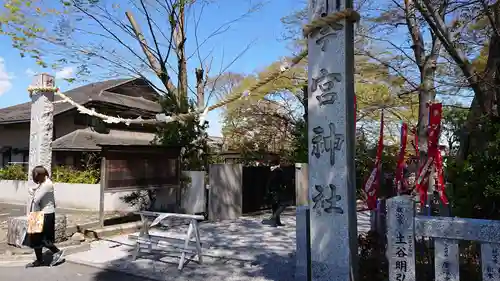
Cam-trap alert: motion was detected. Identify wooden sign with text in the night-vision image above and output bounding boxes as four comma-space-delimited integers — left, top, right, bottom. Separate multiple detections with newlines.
101, 145, 181, 192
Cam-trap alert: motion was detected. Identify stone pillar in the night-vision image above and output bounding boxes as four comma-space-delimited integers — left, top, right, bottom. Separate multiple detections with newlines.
28, 73, 55, 180
295, 163, 311, 281
307, 0, 358, 280
387, 196, 416, 281
7, 75, 62, 248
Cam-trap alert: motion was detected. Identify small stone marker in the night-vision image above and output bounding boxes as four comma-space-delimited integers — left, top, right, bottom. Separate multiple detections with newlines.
387, 196, 416, 281
482, 243, 500, 281
434, 238, 459, 281
71, 232, 86, 242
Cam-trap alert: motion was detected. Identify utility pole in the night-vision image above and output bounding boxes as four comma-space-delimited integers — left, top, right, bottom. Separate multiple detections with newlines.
307, 0, 358, 280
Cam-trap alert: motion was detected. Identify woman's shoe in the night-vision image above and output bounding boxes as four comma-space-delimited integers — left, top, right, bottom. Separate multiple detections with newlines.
50, 250, 65, 266
25, 260, 43, 268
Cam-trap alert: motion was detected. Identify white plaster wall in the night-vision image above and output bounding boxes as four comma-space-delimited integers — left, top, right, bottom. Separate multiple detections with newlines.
0, 171, 205, 212
0, 180, 136, 212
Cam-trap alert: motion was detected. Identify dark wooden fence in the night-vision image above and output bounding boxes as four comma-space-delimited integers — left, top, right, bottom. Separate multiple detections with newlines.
241, 165, 295, 214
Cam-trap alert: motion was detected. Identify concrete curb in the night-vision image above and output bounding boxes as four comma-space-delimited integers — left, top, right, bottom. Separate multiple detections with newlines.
0, 242, 91, 267
83, 221, 142, 240
0, 220, 142, 267
2, 239, 84, 255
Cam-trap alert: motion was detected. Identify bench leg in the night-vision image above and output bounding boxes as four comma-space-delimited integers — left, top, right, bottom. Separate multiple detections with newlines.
193, 220, 203, 264
132, 242, 140, 260
133, 214, 151, 261
178, 222, 194, 270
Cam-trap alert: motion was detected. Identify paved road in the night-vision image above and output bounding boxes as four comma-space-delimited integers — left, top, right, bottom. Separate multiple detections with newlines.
0, 202, 98, 218
0, 203, 26, 219
2, 262, 152, 281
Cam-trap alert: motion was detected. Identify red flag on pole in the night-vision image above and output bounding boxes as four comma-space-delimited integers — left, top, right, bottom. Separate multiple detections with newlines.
435, 151, 448, 204
396, 122, 408, 194
416, 103, 446, 206
364, 111, 384, 210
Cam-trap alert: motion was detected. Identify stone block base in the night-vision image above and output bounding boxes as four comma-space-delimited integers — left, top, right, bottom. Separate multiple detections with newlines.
54, 214, 67, 243
7, 214, 68, 247
7, 216, 27, 247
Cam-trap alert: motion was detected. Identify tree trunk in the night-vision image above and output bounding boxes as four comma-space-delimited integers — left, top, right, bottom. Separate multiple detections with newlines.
302, 84, 308, 121
196, 68, 205, 108
457, 33, 500, 162
175, 4, 188, 113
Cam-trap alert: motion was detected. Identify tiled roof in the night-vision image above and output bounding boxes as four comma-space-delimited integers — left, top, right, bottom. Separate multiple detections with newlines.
52, 128, 157, 151
0, 78, 162, 124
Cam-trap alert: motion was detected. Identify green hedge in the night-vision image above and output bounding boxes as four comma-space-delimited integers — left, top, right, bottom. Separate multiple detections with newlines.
0, 164, 27, 181
0, 164, 99, 184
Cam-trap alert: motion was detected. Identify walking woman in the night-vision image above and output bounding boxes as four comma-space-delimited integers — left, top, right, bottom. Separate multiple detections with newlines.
25, 165, 64, 268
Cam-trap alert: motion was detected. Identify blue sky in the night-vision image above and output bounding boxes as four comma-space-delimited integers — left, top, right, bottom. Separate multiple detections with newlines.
0, 0, 304, 137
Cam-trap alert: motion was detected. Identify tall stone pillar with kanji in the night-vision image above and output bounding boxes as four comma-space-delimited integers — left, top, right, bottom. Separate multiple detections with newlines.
7, 73, 67, 248
28, 73, 55, 179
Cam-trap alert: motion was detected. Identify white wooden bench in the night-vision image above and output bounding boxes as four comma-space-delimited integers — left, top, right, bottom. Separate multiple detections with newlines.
132, 211, 205, 270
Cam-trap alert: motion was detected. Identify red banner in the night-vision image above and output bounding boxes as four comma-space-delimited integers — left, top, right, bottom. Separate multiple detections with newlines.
416, 103, 447, 206
435, 151, 448, 204
396, 122, 408, 194
364, 111, 384, 210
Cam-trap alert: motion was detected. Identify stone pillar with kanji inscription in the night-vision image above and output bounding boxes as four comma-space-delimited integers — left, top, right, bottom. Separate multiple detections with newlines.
307, 0, 358, 281
387, 196, 416, 281
7, 73, 67, 248
28, 73, 55, 180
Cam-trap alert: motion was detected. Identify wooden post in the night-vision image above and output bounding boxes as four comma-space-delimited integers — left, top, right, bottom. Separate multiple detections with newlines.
307, 0, 358, 280
99, 155, 106, 227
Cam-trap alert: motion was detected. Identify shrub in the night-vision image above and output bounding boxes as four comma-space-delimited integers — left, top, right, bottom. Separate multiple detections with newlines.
0, 164, 28, 181
0, 164, 99, 184
51, 166, 100, 184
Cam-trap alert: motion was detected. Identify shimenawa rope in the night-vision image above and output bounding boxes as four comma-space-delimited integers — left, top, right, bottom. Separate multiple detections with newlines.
27, 9, 360, 126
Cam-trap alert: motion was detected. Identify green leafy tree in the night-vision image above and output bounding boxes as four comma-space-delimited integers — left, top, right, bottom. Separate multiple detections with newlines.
442, 105, 469, 156
414, 0, 499, 161
0, 0, 264, 211
0, 0, 262, 167
447, 118, 500, 219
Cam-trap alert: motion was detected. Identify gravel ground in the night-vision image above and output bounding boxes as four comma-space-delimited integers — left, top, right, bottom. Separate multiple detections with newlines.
3, 259, 294, 281
2, 262, 153, 281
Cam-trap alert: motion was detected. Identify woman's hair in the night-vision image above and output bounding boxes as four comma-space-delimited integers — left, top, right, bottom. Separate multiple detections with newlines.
32, 165, 50, 184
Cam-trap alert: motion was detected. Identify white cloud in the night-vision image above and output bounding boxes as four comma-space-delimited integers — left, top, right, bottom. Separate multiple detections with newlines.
25, 68, 37, 76
55, 67, 74, 80
0, 57, 13, 96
